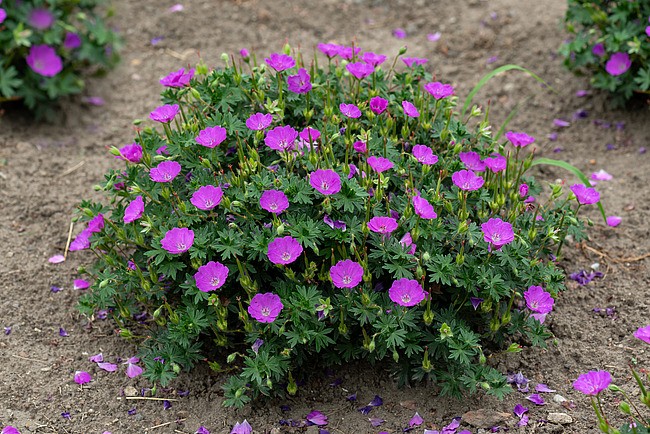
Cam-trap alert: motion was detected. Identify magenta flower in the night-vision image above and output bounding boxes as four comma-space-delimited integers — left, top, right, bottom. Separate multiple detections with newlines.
196, 125, 227, 148
240, 48, 250, 58
353, 140, 367, 153
160, 68, 195, 87
361, 52, 387, 66
412, 195, 437, 219
402, 57, 428, 67
400, 232, 417, 255
592, 43, 605, 57
393, 28, 407, 38
367, 156, 394, 173
481, 217, 514, 249
287, 68, 312, 93
124, 196, 144, 223
570, 184, 600, 205
299, 127, 320, 143
423, 82, 455, 99
69, 229, 91, 251
149, 104, 180, 123
265, 125, 298, 151
340, 103, 361, 118
118, 143, 143, 163
519, 183, 529, 198
248, 293, 284, 323
523, 285, 554, 314
28, 8, 54, 29
231, 419, 253, 434
74, 370, 92, 385
646, 26, 650, 37
194, 261, 229, 292
265, 53, 295, 72
267, 236, 303, 265
573, 370, 612, 396
389, 278, 426, 307
26, 45, 63, 77
309, 169, 341, 195
246, 112, 273, 131
317, 43, 341, 58
369, 96, 388, 114
260, 190, 289, 214
0, 9, 6, 25
330, 259, 364, 289
412, 145, 438, 165
452, 170, 485, 191
402, 100, 420, 117
606, 216, 622, 227
367, 216, 398, 234
2, 426, 20, 434
63, 32, 82, 50
150, 161, 181, 182
459, 151, 486, 171
338, 46, 361, 60
634, 325, 650, 344
506, 131, 535, 148
346, 62, 375, 79
191, 185, 223, 210
306, 410, 328, 426
160, 227, 194, 254
484, 153, 507, 173
605, 52, 631, 76
86, 214, 104, 233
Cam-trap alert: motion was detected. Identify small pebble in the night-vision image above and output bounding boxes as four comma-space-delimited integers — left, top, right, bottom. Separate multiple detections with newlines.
547, 412, 573, 425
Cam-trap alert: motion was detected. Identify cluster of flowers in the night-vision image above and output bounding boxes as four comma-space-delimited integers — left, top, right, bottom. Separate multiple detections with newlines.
561, 0, 650, 105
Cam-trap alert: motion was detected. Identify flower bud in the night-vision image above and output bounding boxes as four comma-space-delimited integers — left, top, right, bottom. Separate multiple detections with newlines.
422, 348, 432, 372
501, 310, 511, 325
338, 320, 348, 335
398, 46, 408, 55
220, 52, 229, 64
455, 253, 464, 265
452, 141, 462, 154
276, 223, 285, 235
480, 382, 491, 391
266, 376, 273, 389
119, 328, 133, 338
479, 352, 487, 365
423, 308, 434, 326
227, 353, 237, 363
440, 322, 453, 339
287, 372, 298, 395
422, 251, 431, 262
235, 387, 244, 398
368, 337, 376, 353
393, 348, 399, 363
282, 43, 291, 55
196, 60, 209, 75
619, 401, 631, 415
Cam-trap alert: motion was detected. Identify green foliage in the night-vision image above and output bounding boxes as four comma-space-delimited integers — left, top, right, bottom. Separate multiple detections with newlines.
0, 0, 121, 118
561, 0, 650, 106
73, 45, 595, 406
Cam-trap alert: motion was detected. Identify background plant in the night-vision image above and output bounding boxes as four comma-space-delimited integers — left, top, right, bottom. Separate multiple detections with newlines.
560, 0, 650, 106
73, 44, 600, 407
0, 0, 121, 118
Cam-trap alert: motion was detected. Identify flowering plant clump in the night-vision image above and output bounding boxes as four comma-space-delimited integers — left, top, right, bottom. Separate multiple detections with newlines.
73, 44, 600, 407
560, 0, 650, 105
0, 0, 121, 118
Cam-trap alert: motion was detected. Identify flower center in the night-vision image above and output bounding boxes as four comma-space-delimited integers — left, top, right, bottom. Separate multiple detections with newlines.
320, 181, 329, 191
261, 307, 271, 317
379, 225, 387, 232
210, 277, 220, 287
342, 275, 352, 284
401, 294, 411, 304
176, 242, 186, 251
270, 202, 278, 210
281, 251, 291, 261
492, 233, 501, 242
204, 199, 213, 207
163, 173, 172, 180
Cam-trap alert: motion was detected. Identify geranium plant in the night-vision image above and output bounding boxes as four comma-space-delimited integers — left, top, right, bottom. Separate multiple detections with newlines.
0, 0, 120, 118
560, 0, 650, 105
72, 44, 602, 407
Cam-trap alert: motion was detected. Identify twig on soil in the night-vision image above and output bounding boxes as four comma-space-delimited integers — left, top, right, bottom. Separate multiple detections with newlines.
145, 419, 185, 430
63, 220, 74, 259
119, 396, 179, 401
59, 160, 85, 177
11, 354, 50, 364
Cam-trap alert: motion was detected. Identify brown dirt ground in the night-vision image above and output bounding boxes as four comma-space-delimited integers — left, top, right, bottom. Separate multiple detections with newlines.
1, 0, 649, 433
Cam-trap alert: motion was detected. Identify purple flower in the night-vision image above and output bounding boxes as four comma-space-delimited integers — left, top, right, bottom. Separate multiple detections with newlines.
519, 184, 529, 198
73, 279, 90, 290
267, 236, 303, 265
506, 131, 535, 147
160, 68, 195, 87
409, 412, 424, 427
369, 96, 388, 114
196, 126, 227, 148
240, 48, 250, 59
346, 62, 375, 79
526, 394, 545, 405
191, 185, 223, 210
246, 113, 273, 131
260, 190, 289, 214
162, 400, 172, 410
424, 81, 455, 99
194, 261, 229, 292
459, 151, 486, 171
592, 43, 605, 57
231, 420, 252, 434
573, 371, 612, 396
87, 214, 104, 233
124, 196, 144, 223
606, 216, 622, 227
634, 325, 650, 344
0, 9, 6, 25
412, 145, 438, 165
367, 216, 398, 234
330, 259, 364, 289
265, 53, 295, 72
647, 26, 650, 37
300, 127, 321, 143
160, 227, 194, 254
318, 43, 341, 58
605, 52, 631, 76
338, 46, 361, 60
367, 156, 394, 173
369, 417, 385, 427
484, 153, 507, 173
150, 161, 181, 182
353, 140, 367, 153
570, 184, 600, 205
70, 229, 91, 251
118, 143, 143, 163
28, 8, 54, 29
306, 410, 328, 426
481, 218, 514, 249
150, 104, 179, 123
1, 426, 20, 434
26, 45, 63, 77
74, 371, 92, 385
248, 293, 283, 323
402, 57, 428, 68
51, 285, 62, 293
412, 195, 437, 219
523, 285, 554, 314
402, 100, 420, 117
340, 103, 361, 118
361, 52, 387, 66
265, 125, 298, 151
310, 169, 341, 195
393, 28, 407, 38
389, 278, 426, 307
287, 68, 312, 93
452, 170, 485, 191
63, 32, 82, 50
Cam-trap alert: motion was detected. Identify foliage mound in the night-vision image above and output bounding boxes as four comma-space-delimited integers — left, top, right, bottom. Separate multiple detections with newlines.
73, 44, 599, 407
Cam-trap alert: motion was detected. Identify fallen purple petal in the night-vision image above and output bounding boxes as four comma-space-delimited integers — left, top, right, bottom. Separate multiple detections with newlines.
4, 326, 11, 335
409, 412, 424, 427
61, 411, 71, 419
346, 393, 357, 401
526, 393, 546, 405
51, 286, 63, 293
369, 395, 383, 406
196, 427, 210, 434
553, 118, 570, 127
48, 254, 66, 264
74, 371, 92, 385
306, 410, 328, 426
427, 32, 441, 41
89, 353, 103, 363
369, 417, 385, 427
168, 3, 184, 12
535, 383, 556, 393
81, 96, 105, 106
163, 400, 172, 410
59, 327, 69, 337
513, 403, 529, 418
575, 90, 591, 97
128, 408, 137, 415
98, 362, 118, 372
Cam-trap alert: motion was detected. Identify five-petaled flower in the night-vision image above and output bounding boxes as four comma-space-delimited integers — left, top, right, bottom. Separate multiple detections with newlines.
413, 195, 437, 219
149, 104, 180, 123
287, 68, 312, 93
190, 185, 224, 210
412, 145, 438, 165
196, 125, 227, 148
573, 370, 612, 396
267, 236, 303, 265
248, 293, 283, 323
246, 113, 273, 130
570, 184, 600, 205
330, 259, 364, 289
481, 217, 514, 249
506, 131, 535, 148
265, 53, 295, 71
150, 161, 182, 183
265, 125, 299, 151
424, 82, 454, 99
452, 169, 485, 191
160, 227, 194, 254
340, 103, 362, 118
123, 196, 145, 223
194, 261, 229, 292
389, 278, 426, 307
367, 216, 398, 234
309, 169, 342, 195
260, 190, 289, 214
26, 45, 63, 77
367, 156, 394, 173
